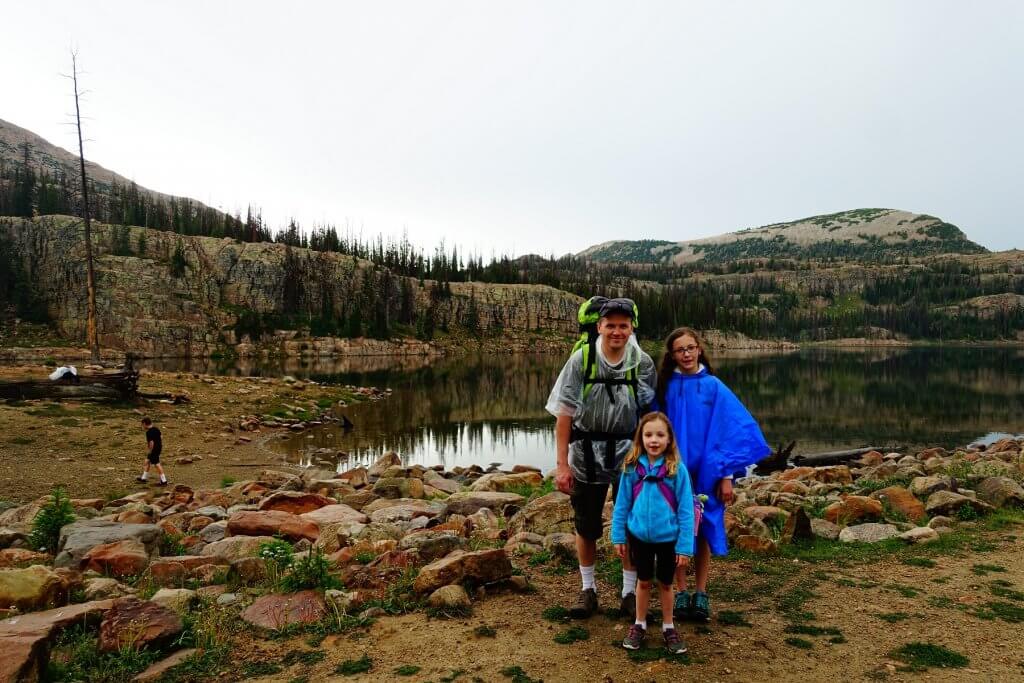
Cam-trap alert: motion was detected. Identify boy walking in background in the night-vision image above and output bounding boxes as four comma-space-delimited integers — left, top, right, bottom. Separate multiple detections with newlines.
137, 417, 168, 486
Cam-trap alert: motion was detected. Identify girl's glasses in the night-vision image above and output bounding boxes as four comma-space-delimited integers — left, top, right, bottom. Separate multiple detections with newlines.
672, 345, 699, 355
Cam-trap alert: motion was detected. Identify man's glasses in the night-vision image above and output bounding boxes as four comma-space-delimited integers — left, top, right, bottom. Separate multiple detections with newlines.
672, 345, 699, 355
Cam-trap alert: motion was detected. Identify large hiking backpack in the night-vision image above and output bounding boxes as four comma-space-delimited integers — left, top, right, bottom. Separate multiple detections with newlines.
572, 296, 641, 404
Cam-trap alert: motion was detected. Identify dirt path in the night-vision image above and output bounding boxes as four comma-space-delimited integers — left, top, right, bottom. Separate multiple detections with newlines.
237, 521, 1024, 682
0, 366, 367, 503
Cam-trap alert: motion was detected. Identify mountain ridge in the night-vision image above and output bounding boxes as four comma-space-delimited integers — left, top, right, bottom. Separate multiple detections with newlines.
578, 208, 988, 264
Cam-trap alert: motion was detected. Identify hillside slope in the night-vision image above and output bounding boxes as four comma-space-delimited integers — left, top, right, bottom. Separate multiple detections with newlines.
579, 209, 987, 264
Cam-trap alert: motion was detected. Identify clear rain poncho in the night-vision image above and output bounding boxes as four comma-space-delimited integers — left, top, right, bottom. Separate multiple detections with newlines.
545, 334, 655, 484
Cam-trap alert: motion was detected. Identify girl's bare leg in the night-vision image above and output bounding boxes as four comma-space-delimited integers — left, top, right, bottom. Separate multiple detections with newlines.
659, 581, 674, 625
635, 580, 651, 624
694, 539, 711, 592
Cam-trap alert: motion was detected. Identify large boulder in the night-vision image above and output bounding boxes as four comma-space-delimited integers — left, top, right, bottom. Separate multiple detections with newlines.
226, 511, 319, 542
925, 491, 995, 517
200, 535, 277, 561
367, 452, 402, 478
300, 504, 368, 527
399, 531, 466, 563
909, 476, 952, 497
82, 577, 136, 600
445, 492, 525, 517
810, 518, 840, 541
507, 492, 574, 536
469, 471, 543, 493
98, 598, 182, 652
240, 590, 327, 630
372, 477, 425, 500
257, 492, 334, 515
148, 555, 230, 586
426, 584, 471, 610
824, 496, 883, 525
337, 466, 370, 489
54, 521, 161, 569
82, 539, 151, 578
0, 565, 65, 611
150, 588, 197, 613
741, 506, 790, 526
413, 549, 512, 593
779, 465, 853, 485
870, 486, 927, 523
423, 471, 461, 495
975, 477, 1024, 509
0, 599, 113, 682
364, 499, 446, 524
899, 527, 940, 544
838, 523, 901, 544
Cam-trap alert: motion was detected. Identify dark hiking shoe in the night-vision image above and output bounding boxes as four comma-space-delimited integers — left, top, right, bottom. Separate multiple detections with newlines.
622, 623, 646, 650
691, 591, 711, 622
620, 592, 636, 621
672, 590, 692, 621
135, 477, 148, 484
663, 627, 688, 654
156, 480, 169, 487
569, 588, 598, 619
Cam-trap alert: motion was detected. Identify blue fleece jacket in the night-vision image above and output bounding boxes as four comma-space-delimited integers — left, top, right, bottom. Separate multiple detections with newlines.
611, 454, 695, 557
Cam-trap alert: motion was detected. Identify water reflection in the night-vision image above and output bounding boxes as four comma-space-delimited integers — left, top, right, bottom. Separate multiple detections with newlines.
266, 347, 1024, 472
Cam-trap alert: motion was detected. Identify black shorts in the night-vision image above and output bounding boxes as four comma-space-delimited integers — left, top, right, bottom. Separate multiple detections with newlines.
570, 477, 620, 541
147, 451, 161, 465
627, 531, 676, 585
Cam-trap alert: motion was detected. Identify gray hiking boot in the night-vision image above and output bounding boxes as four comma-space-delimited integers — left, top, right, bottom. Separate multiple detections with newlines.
663, 627, 688, 654
622, 623, 646, 650
569, 588, 598, 619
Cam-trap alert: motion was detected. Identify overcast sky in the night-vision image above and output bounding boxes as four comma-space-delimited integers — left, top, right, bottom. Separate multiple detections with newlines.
2, 2, 1021, 254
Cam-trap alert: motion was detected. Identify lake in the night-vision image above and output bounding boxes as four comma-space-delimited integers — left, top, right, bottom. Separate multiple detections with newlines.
142, 346, 1024, 474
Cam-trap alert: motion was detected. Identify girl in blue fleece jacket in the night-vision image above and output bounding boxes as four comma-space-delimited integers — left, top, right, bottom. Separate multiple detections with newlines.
611, 411, 695, 654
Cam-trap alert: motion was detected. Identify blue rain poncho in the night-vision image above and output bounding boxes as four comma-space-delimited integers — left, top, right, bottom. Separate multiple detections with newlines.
654, 367, 770, 556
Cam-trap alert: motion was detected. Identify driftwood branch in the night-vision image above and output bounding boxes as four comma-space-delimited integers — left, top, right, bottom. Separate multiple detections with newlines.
791, 446, 890, 467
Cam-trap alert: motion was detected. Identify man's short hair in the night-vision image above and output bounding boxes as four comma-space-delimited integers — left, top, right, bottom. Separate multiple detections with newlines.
141, 417, 152, 426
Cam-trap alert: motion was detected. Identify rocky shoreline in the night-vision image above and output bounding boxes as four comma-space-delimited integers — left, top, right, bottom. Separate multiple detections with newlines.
0, 435, 1021, 681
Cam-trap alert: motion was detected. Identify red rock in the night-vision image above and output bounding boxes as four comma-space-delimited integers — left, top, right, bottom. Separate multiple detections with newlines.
413, 548, 512, 593
158, 520, 182, 536
0, 599, 112, 683
83, 540, 151, 578
191, 490, 232, 509
98, 598, 182, 652
741, 506, 790, 526
300, 504, 368, 527
179, 535, 202, 550
0, 549, 51, 569
824, 496, 883, 525
240, 590, 326, 630
226, 511, 319, 542
257, 492, 334, 515
148, 556, 229, 586
855, 450, 884, 466
870, 486, 927, 523
186, 516, 213, 533
170, 485, 194, 506
114, 511, 153, 525
328, 547, 355, 566
132, 648, 198, 682
71, 498, 105, 511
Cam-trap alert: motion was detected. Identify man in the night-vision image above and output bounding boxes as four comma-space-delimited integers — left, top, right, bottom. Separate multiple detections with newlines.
137, 417, 168, 486
545, 297, 655, 619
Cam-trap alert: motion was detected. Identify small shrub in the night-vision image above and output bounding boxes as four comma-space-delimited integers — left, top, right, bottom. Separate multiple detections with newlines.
353, 551, 375, 565
335, 654, 372, 675
972, 563, 1008, 575
718, 610, 753, 627
541, 605, 570, 622
891, 642, 968, 670
281, 546, 340, 592
902, 557, 936, 568
784, 624, 842, 637
220, 476, 236, 488
282, 649, 326, 666
956, 504, 979, 521
553, 625, 589, 644
160, 532, 187, 557
875, 612, 911, 623
28, 487, 76, 552
500, 665, 543, 683
394, 665, 421, 676
527, 549, 553, 566
258, 538, 295, 589
242, 661, 283, 677
784, 637, 813, 649
474, 624, 497, 637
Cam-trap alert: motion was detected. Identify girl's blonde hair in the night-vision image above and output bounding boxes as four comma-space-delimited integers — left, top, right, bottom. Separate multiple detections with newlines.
623, 411, 680, 476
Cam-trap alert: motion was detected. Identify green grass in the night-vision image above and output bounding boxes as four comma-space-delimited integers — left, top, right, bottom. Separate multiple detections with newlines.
902, 557, 936, 568
439, 669, 467, 682
553, 626, 589, 644
972, 563, 1008, 575
334, 654, 372, 675
541, 605, 570, 622
282, 649, 325, 666
220, 476, 237, 488
624, 646, 694, 665
393, 665, 421, 676
527, 549, 553, 566
971, 601, 1024, 623
717, 610, 753, 627
891, 642, 968, 670
8, 436, 34, 445
784, 637, 813, 649
500, 665, 543, 683
242, 661, 283, 677
885, 583, 921, 598
45, 625, 161, 682
474, 624, 497, 637
990, 585, 1024, 601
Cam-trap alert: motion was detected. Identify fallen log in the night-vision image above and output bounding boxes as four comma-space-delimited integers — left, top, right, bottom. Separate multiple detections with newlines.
0, 369, 139, 402
791, 446, 892, 467
754, 441, 796, 475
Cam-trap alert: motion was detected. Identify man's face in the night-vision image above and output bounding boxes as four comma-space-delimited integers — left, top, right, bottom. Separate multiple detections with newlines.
598, 314, 634, 351
142, 422, 149, 432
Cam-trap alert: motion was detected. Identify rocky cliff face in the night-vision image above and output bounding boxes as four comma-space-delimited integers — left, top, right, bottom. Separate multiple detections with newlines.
0, 216, 581, 357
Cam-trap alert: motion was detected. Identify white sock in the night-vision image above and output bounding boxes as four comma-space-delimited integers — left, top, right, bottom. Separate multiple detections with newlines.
139, 472, 148, 480
662, 621, 675, 632
621, 569, 638, 597
634, 617, 647, 630
579, 564, 596, 591
159, 474, 167, 483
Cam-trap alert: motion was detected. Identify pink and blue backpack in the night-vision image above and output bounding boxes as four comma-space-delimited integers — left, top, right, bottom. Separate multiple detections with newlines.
632, 460, 705, 535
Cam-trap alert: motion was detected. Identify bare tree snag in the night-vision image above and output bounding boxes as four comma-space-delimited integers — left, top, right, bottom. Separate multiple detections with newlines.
70, 50, 100, 362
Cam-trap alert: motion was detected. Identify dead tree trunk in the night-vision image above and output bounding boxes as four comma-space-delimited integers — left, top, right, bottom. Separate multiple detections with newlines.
70, 50, 100, 362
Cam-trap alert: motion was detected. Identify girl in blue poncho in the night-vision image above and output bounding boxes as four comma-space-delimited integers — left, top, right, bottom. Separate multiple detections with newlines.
653, 327, 771, 623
